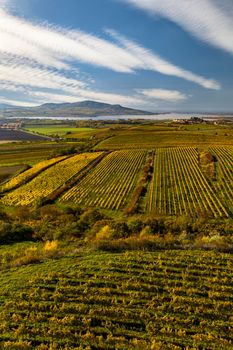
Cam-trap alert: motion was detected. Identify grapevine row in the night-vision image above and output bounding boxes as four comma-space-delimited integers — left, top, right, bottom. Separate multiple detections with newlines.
147, 147, 228, 217
0, 155, 68, 192
60, 150, 147, 210
1, 152, 102, 206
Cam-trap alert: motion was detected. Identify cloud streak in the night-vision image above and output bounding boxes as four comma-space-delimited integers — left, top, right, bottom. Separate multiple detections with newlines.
0, 6, 220, 108
136, 89, 187, 102
123, 0, 233, 56
107, 30, 220, 90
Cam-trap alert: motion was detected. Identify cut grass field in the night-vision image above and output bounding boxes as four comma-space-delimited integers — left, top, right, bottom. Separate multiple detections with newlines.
24, 125, 95, 137
0, 248, 232, 349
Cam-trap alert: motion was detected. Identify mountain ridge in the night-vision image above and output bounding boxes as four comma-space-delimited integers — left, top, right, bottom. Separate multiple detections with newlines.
0, 100, 154, 118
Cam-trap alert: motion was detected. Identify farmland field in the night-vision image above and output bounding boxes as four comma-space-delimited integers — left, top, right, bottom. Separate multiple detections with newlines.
0, 121, 233, 350
0, 155, 68, 192
1, 152, 102, 206
96, 128, 233, 150
146, 147, 231, 217
60, 150, 147, 209
0, 141, 82, 166
1, 143, 232, 218
24, 125, 96, 137
0, 128, 48, 141
0, 164, 26, 185
0, 249, 232, 349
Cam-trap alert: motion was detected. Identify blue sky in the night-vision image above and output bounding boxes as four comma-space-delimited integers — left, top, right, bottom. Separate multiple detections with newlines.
0, 0, 233, 112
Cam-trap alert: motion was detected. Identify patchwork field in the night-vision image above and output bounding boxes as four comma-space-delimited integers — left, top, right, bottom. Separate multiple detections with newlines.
0, 155, 68, 192
0, 249, 232, 349
1, 144, 232, 218
1, 152, 102, 206
0, 121, 233, 350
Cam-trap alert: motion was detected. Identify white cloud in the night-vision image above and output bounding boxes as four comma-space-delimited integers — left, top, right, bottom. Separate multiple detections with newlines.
0, 96, 38, 107
137, 88, 187, 102
27, 90, 147, 108
0, 62, 86, 91
123, 0, 233, 56
0, 6, 221, 108
107, 30, 220, 90
0, 8, 220, 88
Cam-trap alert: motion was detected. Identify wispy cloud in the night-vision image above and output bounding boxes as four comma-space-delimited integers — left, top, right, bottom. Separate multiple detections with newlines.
107, 30, 220, 90
0, 6, 220, 108
123, 0, 233, 56
0, 96, 38, 107
27, 90, 147, 108
136, 89, 188, 102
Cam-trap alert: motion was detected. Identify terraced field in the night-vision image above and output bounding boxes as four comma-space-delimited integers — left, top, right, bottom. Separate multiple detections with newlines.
0, 250, 232, 349
60, 150, 147, 209
147, 147, 230, 217
1, 152, 102, 206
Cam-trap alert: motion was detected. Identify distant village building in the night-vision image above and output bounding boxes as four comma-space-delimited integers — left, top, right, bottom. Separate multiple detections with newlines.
172, 116, 206, 124
0, 120, 22, 130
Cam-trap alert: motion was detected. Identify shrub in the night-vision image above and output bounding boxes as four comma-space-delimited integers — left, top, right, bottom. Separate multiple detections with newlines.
110, 221, 130, 238
0, 222, 33, 244
95, 225, 113, 241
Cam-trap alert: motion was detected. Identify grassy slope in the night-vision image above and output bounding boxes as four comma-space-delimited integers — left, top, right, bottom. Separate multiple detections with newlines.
0, 248, 232, 349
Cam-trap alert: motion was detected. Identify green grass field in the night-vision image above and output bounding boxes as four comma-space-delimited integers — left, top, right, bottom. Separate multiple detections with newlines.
24, 125, 95, 137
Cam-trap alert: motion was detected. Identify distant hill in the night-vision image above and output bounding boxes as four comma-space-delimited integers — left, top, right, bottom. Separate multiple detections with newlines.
1, 100, 153, 119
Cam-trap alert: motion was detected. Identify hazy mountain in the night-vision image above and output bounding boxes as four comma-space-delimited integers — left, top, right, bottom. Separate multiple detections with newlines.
1, 100, 153, 118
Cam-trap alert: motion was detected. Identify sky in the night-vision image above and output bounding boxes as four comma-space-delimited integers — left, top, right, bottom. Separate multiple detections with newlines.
0, 0, 233, 112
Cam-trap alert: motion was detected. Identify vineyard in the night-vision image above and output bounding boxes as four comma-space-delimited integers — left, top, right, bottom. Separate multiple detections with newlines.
0, 155, 68, 192
60, 150, 147, 210
210, 147, 233, 215
0, 122, 233, 350
0, 249, 232, 349
0, 145, 232, 218
96, 130, 233, 150
146, 147, 230, 217
1, 152, 102, 206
